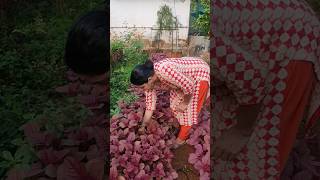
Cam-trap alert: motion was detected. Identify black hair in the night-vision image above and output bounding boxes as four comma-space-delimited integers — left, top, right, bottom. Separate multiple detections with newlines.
130, 60, 154, 85
64, 10, 108, 75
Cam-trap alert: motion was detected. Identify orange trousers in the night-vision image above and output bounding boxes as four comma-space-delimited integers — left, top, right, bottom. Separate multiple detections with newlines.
279, 61, 316, 172
178, 81, 209, 140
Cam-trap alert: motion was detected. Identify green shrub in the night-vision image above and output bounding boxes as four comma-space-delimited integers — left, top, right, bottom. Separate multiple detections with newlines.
190, 0, 210, 35
110, 32, 148, 115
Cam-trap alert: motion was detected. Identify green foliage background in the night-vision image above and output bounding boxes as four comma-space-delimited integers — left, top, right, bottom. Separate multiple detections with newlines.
0, 0, 103, 177
190, 0, 209, 35
110, 33, 148, 115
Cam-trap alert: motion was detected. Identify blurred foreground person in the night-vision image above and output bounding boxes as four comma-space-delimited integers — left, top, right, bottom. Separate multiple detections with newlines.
211, 0, 320, 179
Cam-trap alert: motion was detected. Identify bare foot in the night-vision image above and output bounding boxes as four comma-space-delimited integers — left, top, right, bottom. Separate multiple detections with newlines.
171, 137, 186, 149
212, 126, 252, 161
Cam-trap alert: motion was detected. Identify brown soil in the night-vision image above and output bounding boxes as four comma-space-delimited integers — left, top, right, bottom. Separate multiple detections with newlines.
171, 144, 199, 180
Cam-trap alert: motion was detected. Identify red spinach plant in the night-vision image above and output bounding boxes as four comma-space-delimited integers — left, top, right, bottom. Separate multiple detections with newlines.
281, 132, 320, 179
5, 70, 108, 180
187, 111, 210, 180
110, 88, 179, 180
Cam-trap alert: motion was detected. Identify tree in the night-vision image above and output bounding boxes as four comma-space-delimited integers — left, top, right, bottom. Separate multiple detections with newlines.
156, 5, 179, 37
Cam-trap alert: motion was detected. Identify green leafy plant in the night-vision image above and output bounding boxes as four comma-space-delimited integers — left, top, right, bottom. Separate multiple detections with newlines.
190, 0, 209, 35
111, 40, 125, 53
3, 70, 108, 179
156, 5, 177, 33
0, 138, 36, 175
110, 31, 148, 115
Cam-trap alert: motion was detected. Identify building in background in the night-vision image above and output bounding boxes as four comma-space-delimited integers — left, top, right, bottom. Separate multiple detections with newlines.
110, 0, 209, 58
110, 0, 191, 50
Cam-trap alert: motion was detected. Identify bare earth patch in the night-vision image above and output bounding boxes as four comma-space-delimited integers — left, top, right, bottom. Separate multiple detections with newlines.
172, 144, 199, 180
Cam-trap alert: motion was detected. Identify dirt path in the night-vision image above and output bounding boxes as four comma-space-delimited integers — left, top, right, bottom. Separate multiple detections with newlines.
172, 144, 199, 180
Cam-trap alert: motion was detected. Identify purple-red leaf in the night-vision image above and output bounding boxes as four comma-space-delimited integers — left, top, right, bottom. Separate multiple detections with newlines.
37, 149, 69, 165
86, 145, 99, 160
86, 158, 105, 180
109, 166, 118, 180
292, 170, 313, 180
45, 164, 57, 178
24, 162, 44, 178
93, 127, 107, 153
66, 70, 79, 81
56, 157, 94, 180
6, 167, 25, 180
55, 82, 80, 95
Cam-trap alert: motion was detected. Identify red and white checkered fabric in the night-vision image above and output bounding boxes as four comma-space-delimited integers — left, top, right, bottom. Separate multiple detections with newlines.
145, 57, 210, 126
211, 0, 320, 179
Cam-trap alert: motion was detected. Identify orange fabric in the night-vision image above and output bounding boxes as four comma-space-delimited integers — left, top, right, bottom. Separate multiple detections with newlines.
177, 81, 209, 140
197, 81, 209, 113
178, 125, 192, 140
279, 61, 315, 172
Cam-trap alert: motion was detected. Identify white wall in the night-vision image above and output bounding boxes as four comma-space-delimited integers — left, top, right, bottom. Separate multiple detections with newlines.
110, 0, 191, 41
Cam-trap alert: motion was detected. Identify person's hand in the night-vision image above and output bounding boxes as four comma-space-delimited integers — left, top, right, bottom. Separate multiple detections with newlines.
138, 124, 147, 135
176, 102, 188, 112
118, 176, 125, 180
138, 118, 152, 134
138, 110, 154, 134
138, 119, 155, 135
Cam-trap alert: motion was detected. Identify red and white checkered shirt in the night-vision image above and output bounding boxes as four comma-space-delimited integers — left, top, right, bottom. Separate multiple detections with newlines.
145, 57, 210, 126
